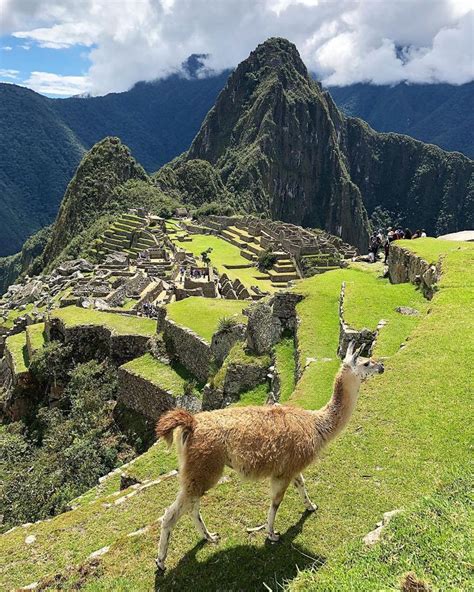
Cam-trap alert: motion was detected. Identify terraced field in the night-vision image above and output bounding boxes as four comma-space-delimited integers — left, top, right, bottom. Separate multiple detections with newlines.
2, 239, 472, 591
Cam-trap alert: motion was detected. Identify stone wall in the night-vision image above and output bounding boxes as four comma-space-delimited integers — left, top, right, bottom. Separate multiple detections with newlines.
162, 318, 212, 383
337, 282, 378, 358
47, 318, 151, 366
118, 364, 202, 422
388, 245, 440, 299
210, 323, 246, 365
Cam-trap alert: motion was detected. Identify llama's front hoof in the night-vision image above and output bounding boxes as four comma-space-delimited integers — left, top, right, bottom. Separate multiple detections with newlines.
206, 532, 220, 543
266, 531, 280, 543
155, 558, 166, 573
305, 502, 318, 512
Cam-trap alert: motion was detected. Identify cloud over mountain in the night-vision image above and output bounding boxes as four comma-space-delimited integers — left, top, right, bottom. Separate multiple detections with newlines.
2, 0, 473, 95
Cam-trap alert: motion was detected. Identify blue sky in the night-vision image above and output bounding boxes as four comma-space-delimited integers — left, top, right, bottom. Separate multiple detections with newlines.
1, 0, 472, 98
0, 35, 93, 97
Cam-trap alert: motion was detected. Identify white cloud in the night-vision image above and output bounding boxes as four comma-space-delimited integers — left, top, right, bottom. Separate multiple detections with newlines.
2, 45, 13, 51
1, 0, 473, 95
22, 71, 91, 96
0, 68, 19, 78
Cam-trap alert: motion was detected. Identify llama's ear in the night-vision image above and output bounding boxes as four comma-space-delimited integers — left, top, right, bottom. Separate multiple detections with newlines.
345, 340, 355, 362
352, 344, 364, 363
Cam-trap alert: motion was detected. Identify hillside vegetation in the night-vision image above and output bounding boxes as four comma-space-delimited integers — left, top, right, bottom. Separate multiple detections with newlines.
1, 239, 472, 590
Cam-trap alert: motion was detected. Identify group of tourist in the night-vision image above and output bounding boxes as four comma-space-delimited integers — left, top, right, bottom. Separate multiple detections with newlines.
369, 227, 427, 263
141, 301, 159, 318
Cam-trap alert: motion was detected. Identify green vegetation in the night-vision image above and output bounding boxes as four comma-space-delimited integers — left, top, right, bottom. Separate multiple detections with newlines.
26, 323, 46, 355
122, 354, 190, 395
274, 333, 296, 402
395, 237, 469, 263
51, 306, 156, 337
234, 383, 270, 406
0, 361, 134, 532
292, 476, 472, 591
0, 241, 472, 590
166, 297, 245, 342
291, 264, 427, 408
5, 332, 28, 374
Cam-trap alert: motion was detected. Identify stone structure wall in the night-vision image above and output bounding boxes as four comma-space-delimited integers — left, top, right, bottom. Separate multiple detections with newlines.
245, 301, 282, 355
162, 318, 212, 383
118, 366, 174, 421
337, 282, 377, 358
210, 323, 246, 365
388, 245, 440, 299
47, 318, 151, 366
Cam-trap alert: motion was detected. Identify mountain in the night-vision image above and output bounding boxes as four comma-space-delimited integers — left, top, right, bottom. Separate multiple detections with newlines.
0, 67, 228, 256
177, 38, 472, 249
1, 57, 473, 256
0, 84, 84, 256
329, 82, 474, 159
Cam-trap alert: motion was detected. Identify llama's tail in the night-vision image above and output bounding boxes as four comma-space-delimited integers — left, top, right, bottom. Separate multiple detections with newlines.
156, 408, 196, 447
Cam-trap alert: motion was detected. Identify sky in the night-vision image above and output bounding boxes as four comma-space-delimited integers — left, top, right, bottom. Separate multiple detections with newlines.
0, 0, 473, 97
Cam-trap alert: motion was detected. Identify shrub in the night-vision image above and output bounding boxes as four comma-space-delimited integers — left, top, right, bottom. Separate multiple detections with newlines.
217, 316, 239, 333
258, 249, 277, 271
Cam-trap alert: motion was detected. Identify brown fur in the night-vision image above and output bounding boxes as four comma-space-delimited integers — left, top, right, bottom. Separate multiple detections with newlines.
156, 408, 197, 446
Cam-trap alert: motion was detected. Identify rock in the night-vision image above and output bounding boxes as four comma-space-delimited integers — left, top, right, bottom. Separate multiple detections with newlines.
396, 306, 419, 316
57, 258, 94, 276
88, 546, 110, 559
24, 534, 36, 544
120, 473, 141, 491
363, 509, 402, 546
246, 301, 281, 355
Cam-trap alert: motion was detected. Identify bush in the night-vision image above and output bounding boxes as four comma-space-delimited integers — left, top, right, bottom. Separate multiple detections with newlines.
0, 360, 133, 531
217, 316, 239, 333
258, 249, 277, 271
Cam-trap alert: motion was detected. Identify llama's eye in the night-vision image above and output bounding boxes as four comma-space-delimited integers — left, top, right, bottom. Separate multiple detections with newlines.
364, 362, 369, 366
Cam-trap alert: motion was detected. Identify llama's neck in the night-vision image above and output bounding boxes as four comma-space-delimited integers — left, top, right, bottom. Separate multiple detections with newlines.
318, 366, 361, 442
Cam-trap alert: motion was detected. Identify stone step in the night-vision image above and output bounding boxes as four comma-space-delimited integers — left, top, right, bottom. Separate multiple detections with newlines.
240, 249, 258, 262
227, 226, 254, 243
268, 270, 299, 282
245, 242, 265, 256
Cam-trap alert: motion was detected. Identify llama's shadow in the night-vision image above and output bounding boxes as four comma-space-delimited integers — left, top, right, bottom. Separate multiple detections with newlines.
154, 511, 325, 591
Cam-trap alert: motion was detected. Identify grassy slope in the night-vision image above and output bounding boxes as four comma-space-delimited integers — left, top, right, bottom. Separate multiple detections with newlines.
51, 306, 156, 337
2, 243, 472, 590
274, 333, 296, 403
173, 234, 275, 291
121, 354, 189, 395
26, 323, 46, 355
166, 297, 246, 342
4, 331, 28, 373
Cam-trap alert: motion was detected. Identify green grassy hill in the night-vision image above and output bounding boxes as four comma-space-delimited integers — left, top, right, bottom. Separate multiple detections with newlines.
1, 238, 472, 590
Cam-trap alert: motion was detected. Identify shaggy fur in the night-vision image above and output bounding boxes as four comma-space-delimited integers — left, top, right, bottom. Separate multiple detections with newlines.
155, 345, 384, 571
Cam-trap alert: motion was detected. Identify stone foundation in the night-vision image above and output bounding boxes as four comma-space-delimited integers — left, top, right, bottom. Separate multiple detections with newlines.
388, 245, 440, 299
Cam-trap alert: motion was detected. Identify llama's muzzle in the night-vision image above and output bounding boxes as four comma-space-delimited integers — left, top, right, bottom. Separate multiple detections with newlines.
377, 363, 385, 374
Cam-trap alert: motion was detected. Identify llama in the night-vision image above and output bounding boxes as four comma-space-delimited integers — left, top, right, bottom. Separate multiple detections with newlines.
155, 342, 384, 572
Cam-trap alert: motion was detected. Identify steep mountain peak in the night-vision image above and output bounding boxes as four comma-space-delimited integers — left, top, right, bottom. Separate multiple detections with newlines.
40, 136, 147, 268
188, 37, 370, 249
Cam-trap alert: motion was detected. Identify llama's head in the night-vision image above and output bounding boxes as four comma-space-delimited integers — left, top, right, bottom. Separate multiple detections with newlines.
344, 341, 384, 380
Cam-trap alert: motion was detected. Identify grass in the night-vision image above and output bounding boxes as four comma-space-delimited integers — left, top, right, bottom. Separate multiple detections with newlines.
274, 332, 296, 403
166, 297, 246, 342
26, 322, 46, 355
213, 342, 271, 389
234, 383, 270, 406
1, 243, 473, 591
121, 354, 190, 395
291, 476, 473, 591
0, 303, 36, 330
170, 233, 275, 291
51, 306, 156, 337
395, 237, 469, 264
5, 331, 28, 373
290, 264, 428, 408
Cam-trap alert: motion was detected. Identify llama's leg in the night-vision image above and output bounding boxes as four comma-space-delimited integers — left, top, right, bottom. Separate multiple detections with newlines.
191, 498, 219, 543
293, 473, 317, 512
156, 490, 191, 572
266, 477, 291, 542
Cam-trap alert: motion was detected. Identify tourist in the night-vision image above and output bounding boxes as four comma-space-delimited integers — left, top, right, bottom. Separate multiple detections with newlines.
421, 229, 427, 237
404, 228, 413, 240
